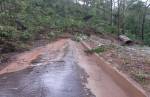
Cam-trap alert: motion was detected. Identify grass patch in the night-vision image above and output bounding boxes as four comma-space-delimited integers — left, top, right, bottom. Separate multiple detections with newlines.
85, 44, 115, 54
85, 45, 107, 54
133, 73, 148, 84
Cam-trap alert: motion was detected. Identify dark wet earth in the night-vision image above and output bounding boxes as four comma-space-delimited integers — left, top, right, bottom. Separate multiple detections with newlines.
0, 42, 94, 97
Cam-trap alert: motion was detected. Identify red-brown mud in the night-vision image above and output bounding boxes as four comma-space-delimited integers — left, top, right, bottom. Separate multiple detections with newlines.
0, 39, 67, 75
0, 39, 148, 97
76, 43, 132, 97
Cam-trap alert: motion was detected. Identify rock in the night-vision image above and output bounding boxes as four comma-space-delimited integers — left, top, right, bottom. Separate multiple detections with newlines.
119, 35, 133, 45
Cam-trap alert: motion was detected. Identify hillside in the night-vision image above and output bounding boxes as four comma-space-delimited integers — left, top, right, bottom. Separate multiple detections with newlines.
0, 0, 150, 97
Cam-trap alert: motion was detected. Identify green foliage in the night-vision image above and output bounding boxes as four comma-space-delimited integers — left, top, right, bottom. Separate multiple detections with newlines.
19, 32, 32, 42
0, 0, 150, 54
91, 46, 106, 53
143, 33, 150, 46
85, 46, 107, 54
0, 26, 19, 40
104, 25, 117, 34
133, 73, 147, 84
125, 32, 137, 41
48, 30, 63, 40
85, 44, 115, 54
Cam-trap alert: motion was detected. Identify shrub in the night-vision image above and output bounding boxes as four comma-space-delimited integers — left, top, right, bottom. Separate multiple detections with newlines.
20, 32, 32, 42
1, 41, 30, 53
0, 26, 19, 40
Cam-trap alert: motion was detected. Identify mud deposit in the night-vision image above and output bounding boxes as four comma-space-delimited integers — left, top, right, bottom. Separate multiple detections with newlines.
0, 39, 94, 97
0, 39, 147, 97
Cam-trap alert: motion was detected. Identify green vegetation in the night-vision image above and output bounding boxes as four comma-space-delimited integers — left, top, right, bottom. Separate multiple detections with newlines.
0, 0, 150, 55
85, 45, 115, 54
133, 73, 149, 85
91, 47, 106, 53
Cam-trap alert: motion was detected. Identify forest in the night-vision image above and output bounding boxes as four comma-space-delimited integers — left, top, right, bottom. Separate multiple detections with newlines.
0, 0, 150, 96
0, 0, 150, 53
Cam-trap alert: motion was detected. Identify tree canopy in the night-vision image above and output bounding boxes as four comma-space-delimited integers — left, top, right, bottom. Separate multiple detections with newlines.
0, 0, 150, 46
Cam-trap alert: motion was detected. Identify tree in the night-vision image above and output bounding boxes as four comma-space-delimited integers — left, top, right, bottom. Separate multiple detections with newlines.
141, 0, 150, 40
117, 0, 120, 37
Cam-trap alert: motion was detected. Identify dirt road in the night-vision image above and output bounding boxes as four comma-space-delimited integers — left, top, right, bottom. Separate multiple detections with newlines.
0, 39, 146, 97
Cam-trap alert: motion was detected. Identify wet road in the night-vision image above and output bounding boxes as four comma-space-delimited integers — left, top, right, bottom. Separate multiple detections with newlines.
0, 40, 94, 97
0, 39, 144, 97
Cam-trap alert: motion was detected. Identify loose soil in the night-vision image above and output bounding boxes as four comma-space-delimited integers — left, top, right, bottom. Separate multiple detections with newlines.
0, 38, 148, 97
84, 35, 150, 95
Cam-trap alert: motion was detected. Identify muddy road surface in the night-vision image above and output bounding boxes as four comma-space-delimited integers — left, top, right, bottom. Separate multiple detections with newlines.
0, 39, 141, 97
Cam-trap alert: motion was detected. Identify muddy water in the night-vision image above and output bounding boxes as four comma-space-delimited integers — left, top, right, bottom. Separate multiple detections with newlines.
0, 40, 93, 97
0, 39, 138, 97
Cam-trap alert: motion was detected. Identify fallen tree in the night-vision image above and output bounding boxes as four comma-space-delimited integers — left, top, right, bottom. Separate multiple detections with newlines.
119, 35, 133, 45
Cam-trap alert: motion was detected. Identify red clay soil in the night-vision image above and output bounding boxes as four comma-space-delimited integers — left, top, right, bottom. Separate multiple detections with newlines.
76, 42, 148, 97
0, 39, 148, 97
0, 39, 68, 75
76, 44, 129, 97
84, 36, 150, 96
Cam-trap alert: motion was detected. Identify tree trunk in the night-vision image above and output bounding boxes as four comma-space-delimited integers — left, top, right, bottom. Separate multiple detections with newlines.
122, 0, 126, 34
141, 4, 150, 41
110, 0, 113, 26
117, 0, 120, 38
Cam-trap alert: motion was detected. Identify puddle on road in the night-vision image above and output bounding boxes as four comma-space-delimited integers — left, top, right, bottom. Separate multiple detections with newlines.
0, 39, 95, 97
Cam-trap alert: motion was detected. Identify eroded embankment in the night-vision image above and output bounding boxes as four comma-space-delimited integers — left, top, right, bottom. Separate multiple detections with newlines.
79, 41, 148, 97
76, 43, 130, 97
0, 39, 148, 97
0, 39, 68, 75
0, 39, 94, 97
